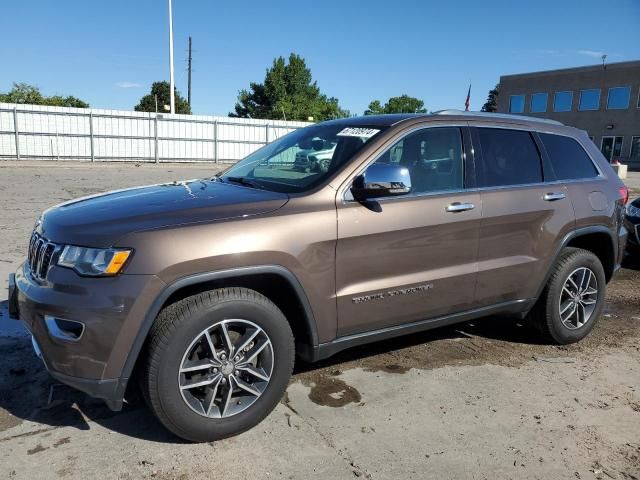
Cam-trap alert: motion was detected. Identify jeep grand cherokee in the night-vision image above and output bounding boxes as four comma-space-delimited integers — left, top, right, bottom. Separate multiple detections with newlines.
8, 111, 629, 442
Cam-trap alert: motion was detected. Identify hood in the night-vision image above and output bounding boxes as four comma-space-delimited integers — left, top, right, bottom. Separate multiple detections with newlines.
38, 179, 289, 247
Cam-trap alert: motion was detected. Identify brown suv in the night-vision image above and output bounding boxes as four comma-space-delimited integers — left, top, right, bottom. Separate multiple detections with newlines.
8, 111, 629, 441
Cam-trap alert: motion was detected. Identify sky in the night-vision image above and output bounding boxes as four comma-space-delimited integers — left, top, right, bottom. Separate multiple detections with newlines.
1, 0, 639, 116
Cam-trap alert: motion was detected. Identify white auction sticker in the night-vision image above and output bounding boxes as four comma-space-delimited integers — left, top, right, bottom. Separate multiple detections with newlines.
336, 127, 380, 138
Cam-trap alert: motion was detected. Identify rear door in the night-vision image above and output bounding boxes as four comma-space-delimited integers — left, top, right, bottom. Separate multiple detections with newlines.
471, 126, 576, 306
335, 125, 481, 337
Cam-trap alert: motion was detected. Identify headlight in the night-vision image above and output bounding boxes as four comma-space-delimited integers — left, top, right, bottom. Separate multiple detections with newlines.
627, 203, 640, 218
57, 246, 132, 276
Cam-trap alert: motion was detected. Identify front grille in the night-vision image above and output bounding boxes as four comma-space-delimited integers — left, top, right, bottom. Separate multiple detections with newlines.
27, 232, 60, 281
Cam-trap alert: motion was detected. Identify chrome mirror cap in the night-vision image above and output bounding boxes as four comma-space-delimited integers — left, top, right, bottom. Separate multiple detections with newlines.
351, 163, 412, 200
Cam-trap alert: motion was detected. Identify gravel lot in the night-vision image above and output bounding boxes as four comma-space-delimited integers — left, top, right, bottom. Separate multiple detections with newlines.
0, 162, 639, 480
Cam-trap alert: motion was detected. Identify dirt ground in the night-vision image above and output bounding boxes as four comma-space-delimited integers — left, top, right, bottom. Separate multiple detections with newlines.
0, 162, 639, 480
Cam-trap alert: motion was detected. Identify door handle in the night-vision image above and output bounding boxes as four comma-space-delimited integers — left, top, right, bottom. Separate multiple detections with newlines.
543, 192, 566, 201
446, 202, 475, 213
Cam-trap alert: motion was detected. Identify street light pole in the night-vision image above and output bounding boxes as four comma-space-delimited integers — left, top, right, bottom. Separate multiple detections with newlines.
168, 0, 176, 114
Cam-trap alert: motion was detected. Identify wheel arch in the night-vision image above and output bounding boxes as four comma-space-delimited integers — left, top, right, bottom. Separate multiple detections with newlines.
532, 226, 616, 308
120, 265, 319, 394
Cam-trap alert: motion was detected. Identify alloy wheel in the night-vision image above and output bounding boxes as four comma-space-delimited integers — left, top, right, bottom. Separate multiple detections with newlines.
178, 319, 274, 418
558, 267, 598, 330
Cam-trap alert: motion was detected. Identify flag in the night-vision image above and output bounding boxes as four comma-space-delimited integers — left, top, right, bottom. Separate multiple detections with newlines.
464, 85, 471, 111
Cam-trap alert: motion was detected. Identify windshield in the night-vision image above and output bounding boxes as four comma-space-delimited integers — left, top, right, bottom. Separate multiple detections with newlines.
219, 123, 386, 193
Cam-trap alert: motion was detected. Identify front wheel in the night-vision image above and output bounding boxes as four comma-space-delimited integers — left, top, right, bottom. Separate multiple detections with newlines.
527, 247, 606, 344
142, 288, 294, 442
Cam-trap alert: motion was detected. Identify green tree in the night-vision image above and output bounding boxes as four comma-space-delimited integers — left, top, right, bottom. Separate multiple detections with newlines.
364, 94, 427, 114
134, 81, 191, 114
0, 82, 89, 107
230, 53, 349, 121
481, 84, 500, 112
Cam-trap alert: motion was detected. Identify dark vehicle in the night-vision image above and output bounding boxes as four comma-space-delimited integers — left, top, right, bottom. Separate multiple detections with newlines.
624, 197, 640, 251
8, 111, 629, 442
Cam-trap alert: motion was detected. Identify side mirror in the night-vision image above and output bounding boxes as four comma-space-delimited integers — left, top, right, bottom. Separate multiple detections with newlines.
351, 163, 412, 201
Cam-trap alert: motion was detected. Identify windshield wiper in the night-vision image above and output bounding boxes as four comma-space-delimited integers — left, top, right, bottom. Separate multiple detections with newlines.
225, 176, 265, 189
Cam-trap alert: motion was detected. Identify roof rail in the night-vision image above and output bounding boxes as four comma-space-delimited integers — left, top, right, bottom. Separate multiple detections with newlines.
432, 110, 564, 126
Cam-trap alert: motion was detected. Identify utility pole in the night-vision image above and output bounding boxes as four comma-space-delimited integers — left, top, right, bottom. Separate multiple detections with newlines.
187, 36, 192, 108
168, 0, 175, 114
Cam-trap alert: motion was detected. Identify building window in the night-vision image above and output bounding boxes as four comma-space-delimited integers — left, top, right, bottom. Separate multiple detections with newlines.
601, 136, 623, 162
553, 91, 573, 112
630, 137, 640, 165
607, 86, 631, 110
578, 89, 600, 111
509, 94, 525, 113
530, 93, 548, 113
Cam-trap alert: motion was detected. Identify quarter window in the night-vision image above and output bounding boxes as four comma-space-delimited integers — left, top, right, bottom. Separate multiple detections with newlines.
372, 127, 464, 195
509, 95, 525, 113
530, 93, 548, 113
578, 89, 600, 111
476, 128, 543, 187
607, 86, 631, 109
539, 133, 598, 180
554, 91, 573, 112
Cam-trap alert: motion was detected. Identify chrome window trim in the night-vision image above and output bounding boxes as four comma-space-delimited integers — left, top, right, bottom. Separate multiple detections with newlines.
339, 123, 468, 204
606, 86, 631, 110
340, 123, 606, 204
553, 91, 574, 112
578, 88, 601, 111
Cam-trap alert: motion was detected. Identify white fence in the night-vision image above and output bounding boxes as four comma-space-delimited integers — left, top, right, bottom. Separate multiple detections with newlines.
0, 103, 310, 163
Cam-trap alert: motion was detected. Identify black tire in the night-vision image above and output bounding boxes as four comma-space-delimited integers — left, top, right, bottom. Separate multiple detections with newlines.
527, 247, 606, 344
142, 288, 294, 442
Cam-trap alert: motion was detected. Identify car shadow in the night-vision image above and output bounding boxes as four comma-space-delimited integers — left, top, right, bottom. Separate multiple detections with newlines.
0, 334, 184, 444
294, 314, 543, 374
0, 313, 540, 443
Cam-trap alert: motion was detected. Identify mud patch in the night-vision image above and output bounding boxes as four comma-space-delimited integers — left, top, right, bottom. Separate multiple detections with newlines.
53, 436, 71, 448
303, 376, 361, 408
27, 443, 48, 455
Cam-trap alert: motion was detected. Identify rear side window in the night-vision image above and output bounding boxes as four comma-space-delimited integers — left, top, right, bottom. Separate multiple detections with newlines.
539, 133, 599, 180
476, 128, 543, 187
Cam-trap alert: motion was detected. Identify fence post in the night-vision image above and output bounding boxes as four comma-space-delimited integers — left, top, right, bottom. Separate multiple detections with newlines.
265, 122, 269, 144
13, 107, 20, 161
89, 112, 95, 162
154, 115, 159, 164
213, 119, 218, 163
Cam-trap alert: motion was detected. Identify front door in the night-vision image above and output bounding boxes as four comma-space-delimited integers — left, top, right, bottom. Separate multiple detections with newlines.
335, 126, 481, 337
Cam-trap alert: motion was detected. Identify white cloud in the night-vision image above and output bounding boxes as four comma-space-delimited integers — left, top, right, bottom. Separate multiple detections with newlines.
116, 81, 143, 89
577, 50, 608, 58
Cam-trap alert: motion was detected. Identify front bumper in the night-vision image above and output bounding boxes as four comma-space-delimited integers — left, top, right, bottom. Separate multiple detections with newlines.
11, 263, 165, 410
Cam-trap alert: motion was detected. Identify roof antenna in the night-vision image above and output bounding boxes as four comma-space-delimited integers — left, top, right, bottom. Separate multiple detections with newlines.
601, 54, 607, 70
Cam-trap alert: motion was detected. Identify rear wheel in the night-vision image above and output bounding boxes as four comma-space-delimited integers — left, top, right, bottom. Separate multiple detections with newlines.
142, 288, 294, 442
528, 247, 606, 344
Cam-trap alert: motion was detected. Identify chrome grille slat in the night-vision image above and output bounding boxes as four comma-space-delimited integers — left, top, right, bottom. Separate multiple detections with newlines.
26, 232, 60, 282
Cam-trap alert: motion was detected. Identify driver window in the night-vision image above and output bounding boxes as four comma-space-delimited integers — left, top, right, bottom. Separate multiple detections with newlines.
373, 127, 464, 195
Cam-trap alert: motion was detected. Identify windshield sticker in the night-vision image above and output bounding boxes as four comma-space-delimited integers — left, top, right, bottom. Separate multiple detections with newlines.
336, 127, 380, 138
